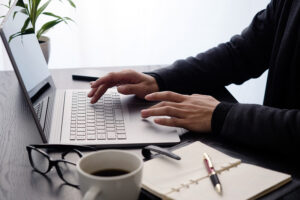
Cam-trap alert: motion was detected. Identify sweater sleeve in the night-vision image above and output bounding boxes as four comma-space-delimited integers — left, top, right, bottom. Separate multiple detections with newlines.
218, 103, 300, 152
148, 0, 278, 94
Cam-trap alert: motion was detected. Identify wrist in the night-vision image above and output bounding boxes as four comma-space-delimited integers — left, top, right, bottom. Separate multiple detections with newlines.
148, 75, 159, 93
143, 72, 166, 91
211, 102, 234, 135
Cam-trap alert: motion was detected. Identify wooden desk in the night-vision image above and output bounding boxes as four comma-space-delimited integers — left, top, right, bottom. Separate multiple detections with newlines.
0, 66, 299, 200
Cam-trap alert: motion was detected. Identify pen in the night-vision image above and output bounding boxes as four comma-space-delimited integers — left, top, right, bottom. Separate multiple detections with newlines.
72, 74, 99, 82
203, 152, 222, 195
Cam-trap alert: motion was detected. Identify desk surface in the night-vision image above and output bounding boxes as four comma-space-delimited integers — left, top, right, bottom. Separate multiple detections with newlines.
0, 66, 299, 200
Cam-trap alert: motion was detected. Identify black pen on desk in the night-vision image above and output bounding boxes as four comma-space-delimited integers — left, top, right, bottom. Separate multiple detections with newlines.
203, 152, 222, 195
72, 74, 99, 82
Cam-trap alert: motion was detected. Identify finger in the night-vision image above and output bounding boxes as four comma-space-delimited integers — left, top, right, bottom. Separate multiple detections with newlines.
141, 106, 186, 118
145, 91, 186, 103
153, 117, 184, 128
88, 87, 98, 97
149, 101, 183, 109
91, 70, 137, 88
90, 84, 109, 104
117, 84, 141, 94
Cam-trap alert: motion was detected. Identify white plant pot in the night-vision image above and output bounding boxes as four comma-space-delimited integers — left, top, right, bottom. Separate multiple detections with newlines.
39, 36, 50, 64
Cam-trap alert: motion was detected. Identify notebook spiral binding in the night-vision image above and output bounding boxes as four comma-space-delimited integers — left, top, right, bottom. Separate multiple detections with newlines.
166, 160, 241, 195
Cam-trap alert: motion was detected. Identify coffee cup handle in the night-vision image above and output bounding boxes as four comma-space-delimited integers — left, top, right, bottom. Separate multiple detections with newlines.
83, 186, 102, 200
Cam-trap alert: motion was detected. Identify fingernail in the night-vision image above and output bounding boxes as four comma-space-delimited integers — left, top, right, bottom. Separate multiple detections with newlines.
118, 85, 125, 92
141, 110, 147, 118
145, 94, 151, 99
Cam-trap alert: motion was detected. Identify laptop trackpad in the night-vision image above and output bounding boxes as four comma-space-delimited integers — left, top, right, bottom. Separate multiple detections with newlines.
122, 95, 179, 136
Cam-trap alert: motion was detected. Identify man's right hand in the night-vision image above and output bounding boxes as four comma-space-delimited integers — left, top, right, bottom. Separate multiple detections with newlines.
88, 69, 159, 104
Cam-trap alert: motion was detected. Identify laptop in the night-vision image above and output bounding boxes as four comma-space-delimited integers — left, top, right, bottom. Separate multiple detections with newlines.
0, 3, 181, 148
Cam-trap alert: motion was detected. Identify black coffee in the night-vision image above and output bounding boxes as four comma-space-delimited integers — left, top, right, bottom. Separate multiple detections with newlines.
91, 169, 130, 177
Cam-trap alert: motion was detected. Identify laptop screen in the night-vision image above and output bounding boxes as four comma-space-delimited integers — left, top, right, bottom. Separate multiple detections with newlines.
0, 5, 50, 98
0, 3, 56, 142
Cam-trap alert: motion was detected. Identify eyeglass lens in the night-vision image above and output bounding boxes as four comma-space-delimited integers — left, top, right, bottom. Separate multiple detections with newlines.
30, 149, 50, 173
57, 161, 79, 186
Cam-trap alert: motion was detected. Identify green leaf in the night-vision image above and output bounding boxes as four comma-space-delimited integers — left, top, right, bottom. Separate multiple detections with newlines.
9, 28, 34, 43
19, 8, 28, 15
43, 12, 74, 24
0, 3, 10, 9
16, 0, 26, 8
67, 0, 76, 8
13, 9, 28, 20
36, 0, 51, 19
37, 19, 63, 39
13, 11, 18, 19
21, 18, 31, 33
42, 12, 63, 19
64, 17, 75, 23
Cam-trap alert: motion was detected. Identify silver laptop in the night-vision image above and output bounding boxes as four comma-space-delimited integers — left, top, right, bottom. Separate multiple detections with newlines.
0, 3, 181, 148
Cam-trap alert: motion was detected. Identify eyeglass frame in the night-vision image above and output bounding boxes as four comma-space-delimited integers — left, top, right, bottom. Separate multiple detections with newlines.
26, 144, 96, 187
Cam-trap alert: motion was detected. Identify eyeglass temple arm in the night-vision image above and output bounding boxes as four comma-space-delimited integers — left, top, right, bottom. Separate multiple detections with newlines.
28, 144, 96, 151
62, 149, 83, 159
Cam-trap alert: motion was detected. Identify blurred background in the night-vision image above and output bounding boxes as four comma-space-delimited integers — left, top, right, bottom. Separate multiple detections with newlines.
0, 0, 270, 103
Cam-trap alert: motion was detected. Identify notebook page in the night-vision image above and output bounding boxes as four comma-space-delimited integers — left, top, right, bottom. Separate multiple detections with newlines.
142, 141, 241, 196
167, 163, 291, 200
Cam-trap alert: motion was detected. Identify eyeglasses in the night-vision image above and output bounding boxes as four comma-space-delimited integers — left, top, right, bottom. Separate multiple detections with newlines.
26, 144, 95, 187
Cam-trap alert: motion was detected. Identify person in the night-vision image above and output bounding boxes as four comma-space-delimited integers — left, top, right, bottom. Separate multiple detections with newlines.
88, 0, 300, 153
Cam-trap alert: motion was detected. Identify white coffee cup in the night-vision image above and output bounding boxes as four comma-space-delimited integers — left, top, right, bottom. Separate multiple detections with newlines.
76, 150, 143, 200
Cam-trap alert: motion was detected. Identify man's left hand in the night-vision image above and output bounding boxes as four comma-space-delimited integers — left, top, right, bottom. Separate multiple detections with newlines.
141, 91, 220, 132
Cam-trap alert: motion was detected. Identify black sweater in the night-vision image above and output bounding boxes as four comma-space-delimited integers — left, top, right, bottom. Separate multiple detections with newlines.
149, 0, 300, 152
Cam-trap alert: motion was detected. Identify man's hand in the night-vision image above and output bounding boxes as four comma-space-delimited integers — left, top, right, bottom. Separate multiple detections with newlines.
88, 69, 159, 104
141, 91, 220, 132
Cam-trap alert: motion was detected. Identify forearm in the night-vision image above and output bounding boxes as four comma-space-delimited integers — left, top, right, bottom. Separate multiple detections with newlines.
212, 102, 300, 153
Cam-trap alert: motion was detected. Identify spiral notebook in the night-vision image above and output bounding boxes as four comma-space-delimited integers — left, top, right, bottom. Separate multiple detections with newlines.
142, 141, 291, 200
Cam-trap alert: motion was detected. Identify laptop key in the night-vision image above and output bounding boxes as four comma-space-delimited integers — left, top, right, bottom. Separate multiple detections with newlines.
70, 135, 76, 140
77, 132, 85, 136
117, 134, 126, 140
106, 127, 115, 131
70, 131, 76, 135
87, 131, 96, 135
105, 120, 114, 124
87, 123, 95, 127
87, 135, 96, 140
77, 128, 86, 132
97, 129, 105, 134
107, 132, 116, 139
117, 130, 126, 134
76, 135, 86, 140
97, 134, 106, 140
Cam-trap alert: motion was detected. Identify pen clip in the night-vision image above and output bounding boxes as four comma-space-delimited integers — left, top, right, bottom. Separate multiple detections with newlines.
142, 145, 181, 161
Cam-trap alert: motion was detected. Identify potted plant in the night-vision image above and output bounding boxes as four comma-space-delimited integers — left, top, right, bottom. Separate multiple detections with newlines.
1, 0, 76, 63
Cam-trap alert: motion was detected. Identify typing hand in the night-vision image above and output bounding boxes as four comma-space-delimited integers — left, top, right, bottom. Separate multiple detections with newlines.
141, 91, 220, 132
88, 69, 159, 104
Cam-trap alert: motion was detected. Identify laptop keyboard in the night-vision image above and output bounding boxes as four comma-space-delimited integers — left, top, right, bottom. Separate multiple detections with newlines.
70, 91, 126, 141
34, 101, 43, 121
